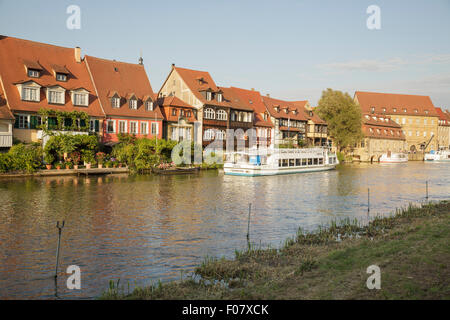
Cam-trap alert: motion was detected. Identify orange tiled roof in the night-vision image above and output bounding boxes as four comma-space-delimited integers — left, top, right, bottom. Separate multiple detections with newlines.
173, 66, 230, 107
218, 87, 253, 111
0, 35, 104, 117
85, 55, 163, 120
435, 107, 449, 126
228, 87, 273, 127
262, 95, 308, 121
362, 113, 405, 140
0, 86, 14, 120
158, 96, 197, 122
291, 101, 327, 125
355, 91, 438, 117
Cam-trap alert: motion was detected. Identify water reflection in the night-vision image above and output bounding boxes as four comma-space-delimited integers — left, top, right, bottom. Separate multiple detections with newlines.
0, 162, 448, 299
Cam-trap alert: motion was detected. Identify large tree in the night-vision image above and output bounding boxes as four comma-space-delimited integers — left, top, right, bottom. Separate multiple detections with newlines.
316, 88, 363, 151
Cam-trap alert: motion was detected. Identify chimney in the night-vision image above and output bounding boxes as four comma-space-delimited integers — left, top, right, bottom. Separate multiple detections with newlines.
266, 93, 270, 97
138, 56, 144, 65
172, 63, 175, 68
251, 88, 255, 91
74, 47, 81, 63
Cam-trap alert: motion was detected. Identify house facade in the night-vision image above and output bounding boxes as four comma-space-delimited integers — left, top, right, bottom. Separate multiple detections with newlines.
0, 85, 14, 149
227, 87, 274, 147
291, 101, 328, 147
352, 114, 407, 162
261, 95, 308, 147
0, 36, 104, 144
435, 107, 450, 150
158, 65, 253, 148
85, 56, 163, 145
158, 96, 197, 142
354, 91, 439, 152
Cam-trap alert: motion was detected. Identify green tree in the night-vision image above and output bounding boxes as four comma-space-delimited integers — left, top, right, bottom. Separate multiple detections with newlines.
316, 88, 363, 151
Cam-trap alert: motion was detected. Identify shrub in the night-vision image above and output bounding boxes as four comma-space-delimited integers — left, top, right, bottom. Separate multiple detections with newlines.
0, 144, 43, 173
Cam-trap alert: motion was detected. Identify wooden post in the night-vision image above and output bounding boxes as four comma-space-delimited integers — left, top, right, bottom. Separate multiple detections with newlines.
55, 221, 65, 279
246, 203, 251, 242
426, 181, 429, 202
367, 188, 370, 216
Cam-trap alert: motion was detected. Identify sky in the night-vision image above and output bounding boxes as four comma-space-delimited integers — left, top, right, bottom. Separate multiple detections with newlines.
1, 0, 449, 109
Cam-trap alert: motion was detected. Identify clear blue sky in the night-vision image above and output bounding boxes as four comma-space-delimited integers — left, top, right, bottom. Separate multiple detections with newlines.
1, 0, 449, 109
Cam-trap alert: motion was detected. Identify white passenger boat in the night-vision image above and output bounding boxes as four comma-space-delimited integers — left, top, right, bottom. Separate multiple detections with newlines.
424, 149, 450, 162
224, 147, 339, 176
379, 152, 408, 163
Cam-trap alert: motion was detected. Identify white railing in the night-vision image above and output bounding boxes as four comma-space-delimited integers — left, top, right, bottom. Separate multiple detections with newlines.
0, 134, 12, 147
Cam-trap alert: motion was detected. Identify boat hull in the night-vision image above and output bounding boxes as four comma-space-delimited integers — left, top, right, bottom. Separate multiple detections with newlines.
224, 165, 336, 176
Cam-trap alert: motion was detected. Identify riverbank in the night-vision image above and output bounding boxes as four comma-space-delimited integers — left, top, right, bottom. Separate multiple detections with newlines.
102, 200, 450, 300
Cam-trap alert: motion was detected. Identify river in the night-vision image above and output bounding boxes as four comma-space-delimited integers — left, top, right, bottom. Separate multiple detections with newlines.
0, 162, 448, 299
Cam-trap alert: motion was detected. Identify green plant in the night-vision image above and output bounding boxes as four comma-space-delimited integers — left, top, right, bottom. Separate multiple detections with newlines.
82, 150, 95, 164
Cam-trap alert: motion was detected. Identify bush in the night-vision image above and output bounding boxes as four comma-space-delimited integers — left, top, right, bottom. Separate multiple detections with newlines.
44, 134, 99, 164
0, 144, 43, 173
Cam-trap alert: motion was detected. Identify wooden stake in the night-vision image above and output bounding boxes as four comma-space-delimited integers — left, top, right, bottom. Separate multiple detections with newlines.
55, 220, 65, 279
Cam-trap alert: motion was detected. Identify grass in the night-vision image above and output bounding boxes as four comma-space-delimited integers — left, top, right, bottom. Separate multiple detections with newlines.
101, 201, 450, 300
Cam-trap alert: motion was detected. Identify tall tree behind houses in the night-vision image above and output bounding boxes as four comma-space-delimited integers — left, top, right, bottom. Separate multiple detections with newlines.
316, 88, 363, 151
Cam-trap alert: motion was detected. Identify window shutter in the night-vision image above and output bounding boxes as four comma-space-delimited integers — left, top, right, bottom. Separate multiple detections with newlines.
95, 120, 100, 132
30, 115, 37, 129
14, 116, 19, 128
80, 119, 86, 128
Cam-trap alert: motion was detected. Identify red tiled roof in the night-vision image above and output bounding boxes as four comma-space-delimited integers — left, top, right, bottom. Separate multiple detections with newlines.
355, 91, 438, 117
228, 87, 273, 127
85, 55, 163, 120
0, 35, 104, 117
362, 113, 405, 140
262, 95, 308, 121
0, 86, 14, 120
173, 66, 230, 107
218, 87, 253, 111
435, 107, 449, 125
291, 100, 327, 125
158, 96, 197, 122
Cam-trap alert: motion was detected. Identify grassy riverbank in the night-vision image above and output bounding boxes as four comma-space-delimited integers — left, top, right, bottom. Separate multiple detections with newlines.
102, 201, 450, 300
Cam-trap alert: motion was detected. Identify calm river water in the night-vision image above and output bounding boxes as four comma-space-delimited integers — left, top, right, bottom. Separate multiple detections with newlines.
0, 162, 448, 299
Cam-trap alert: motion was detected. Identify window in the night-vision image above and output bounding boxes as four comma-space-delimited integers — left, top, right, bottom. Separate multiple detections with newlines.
424, 131, 427, 137
425, 110, 429, 115
89, 120, 95, 132
204, 108, 215, 119
371, 107, 375, 114
180, 110, 185, 117
111, 97, 120, 108
382, 108, 386, 113
416, 131, 420, 137
129, 121, 138, 134
146, 100, 154, 111
172, 108, 177, 116
424, 119, 427, 125
140, 122, 148, 135
22, 87, 39, 101
203, 128, 215, 141
107, 120, 115, 133
403, 108, 407, 113
217, 93, 223, 102
28, 69, 39, 78
308, 158, 313, 165
73, 93, 88, 106
129, 99, 137, 109
56, 73, 67, 82
151, 122, 159, 136
48, 90, 64, 104
295, 159, 301, 166
282, 159, 288, 167
302, 159, 307, 166
402, 118, 406, 124
414, 109, 418, 113
217, 109, 227, 121
171, 127, 177, 140
393, 108, 397, 113
187, 111, 191, 117
216, 130, 226, 140
313, 158, 318, 165
118, 120, 127, 133
206, 91, 212, 101
18, 115, 29, 129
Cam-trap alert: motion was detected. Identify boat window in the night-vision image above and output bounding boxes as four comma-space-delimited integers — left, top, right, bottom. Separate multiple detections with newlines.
313, 158, 318, 165
279, 159, 282, 167
289, 159, 295, 167
302, 159, 307, 166
308, 159, 313, 165
282, 159, 289, 167
295, 159, 301, 166
319, 158, 324, 165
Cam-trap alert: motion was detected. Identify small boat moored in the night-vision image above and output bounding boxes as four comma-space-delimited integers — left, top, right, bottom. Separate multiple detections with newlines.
379, 151, 408, 163
424, 149, 450, 162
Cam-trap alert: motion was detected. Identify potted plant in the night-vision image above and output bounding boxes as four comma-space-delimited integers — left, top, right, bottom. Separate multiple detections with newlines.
71, 151, 81, 170
44, 153, 54, 170
110, 157, 117, 168
96, 152, 106, 169
82, 150, 94, 169
105, 159, 112, 168
64, 159, 73, 170
55, 161, 62, 170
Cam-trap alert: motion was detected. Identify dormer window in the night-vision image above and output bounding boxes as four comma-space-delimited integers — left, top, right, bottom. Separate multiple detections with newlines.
217, 93, 223, 102
47, 86, 65, 104
284, 108, 289, 114
393, 108, 397, 112
274, 106, 279, 112
370, 107, 375, 114
146, 100, 154, 111
129, 99, 137, 110
403, 108, 407, 113
365, 115, 370, 120
111, 96, 120, 108
172, 108, 177, 116
28, 69, 40, 78
382, 108, 386, 113
414, 109, 418, 113
206, 91, 212, 101
369, 128, 373, 133
424, 110, 429, 115
56, 73, 67, 82
71, 88, 89, 106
